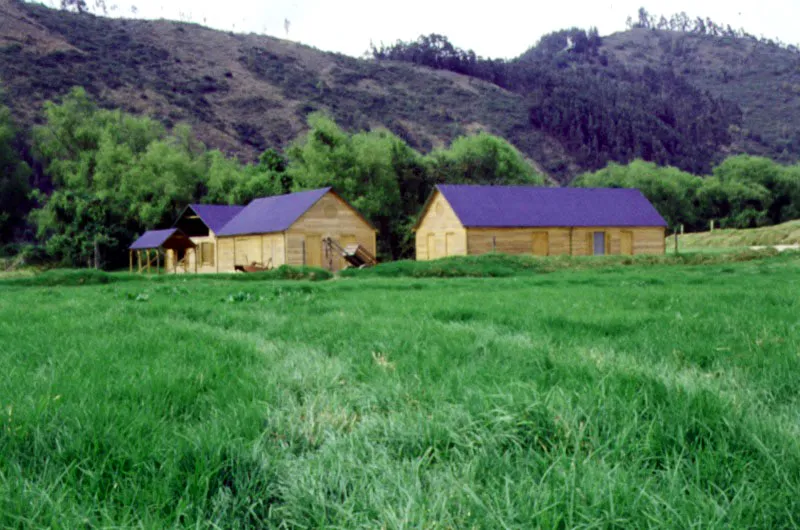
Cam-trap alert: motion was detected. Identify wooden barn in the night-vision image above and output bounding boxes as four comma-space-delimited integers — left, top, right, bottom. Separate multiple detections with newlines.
130, 188, 377, 273
414, 185, 667, 260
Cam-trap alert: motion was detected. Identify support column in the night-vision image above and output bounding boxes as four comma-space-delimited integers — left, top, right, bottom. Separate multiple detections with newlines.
157, 250, 161, 275
129, 250, 133, 273
137, 250, 142, 273
147, 249, 151, 274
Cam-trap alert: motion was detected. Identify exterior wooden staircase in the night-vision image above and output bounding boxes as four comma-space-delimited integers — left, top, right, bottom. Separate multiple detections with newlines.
323, 238, 378, 269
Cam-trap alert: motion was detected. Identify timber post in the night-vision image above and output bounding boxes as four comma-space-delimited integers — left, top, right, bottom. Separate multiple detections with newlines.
157, 250, 161, 275
137, 250, 142, 273
129, 250, 133, 273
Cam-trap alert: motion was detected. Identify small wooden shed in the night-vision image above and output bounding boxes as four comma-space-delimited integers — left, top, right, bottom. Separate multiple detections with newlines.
414, 185, 667, 260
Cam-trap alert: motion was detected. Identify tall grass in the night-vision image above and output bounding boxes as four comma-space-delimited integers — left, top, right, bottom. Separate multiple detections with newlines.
0, 257, 799, 527
677, 219, 800, 249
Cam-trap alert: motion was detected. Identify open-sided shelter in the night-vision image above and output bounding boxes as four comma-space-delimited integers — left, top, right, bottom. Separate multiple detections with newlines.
129, 228, 196, 273
414, 185, 667, 260
132, 188, 377, 273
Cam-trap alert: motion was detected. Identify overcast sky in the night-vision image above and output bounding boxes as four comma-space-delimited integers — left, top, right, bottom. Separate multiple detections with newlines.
41, 0, 800, 58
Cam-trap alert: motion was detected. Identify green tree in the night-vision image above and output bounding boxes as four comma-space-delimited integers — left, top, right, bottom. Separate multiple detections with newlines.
288, 114, 409, 258
0, 97, 31, 243
204, 148, 291, 205
710, 155, 798, 225
573, 160, 703, 230
427, 132, 545, 187
31, 88, 206, 267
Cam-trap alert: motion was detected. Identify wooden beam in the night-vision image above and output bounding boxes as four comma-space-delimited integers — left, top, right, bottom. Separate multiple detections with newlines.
147, 249, 151, 274
137, 250, 142, 273
157, 249, 161, 275
129, 250, 133, 273
194, 248, 197, 274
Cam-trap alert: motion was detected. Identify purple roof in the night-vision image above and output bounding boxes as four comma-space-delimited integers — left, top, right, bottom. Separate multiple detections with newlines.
186, 204, 245, 233
217, 188, 332, 236
435, 185, 667, 228
129, 229, 179, 250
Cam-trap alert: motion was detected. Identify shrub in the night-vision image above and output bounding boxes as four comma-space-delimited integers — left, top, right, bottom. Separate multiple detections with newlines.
340, 250, 786, 279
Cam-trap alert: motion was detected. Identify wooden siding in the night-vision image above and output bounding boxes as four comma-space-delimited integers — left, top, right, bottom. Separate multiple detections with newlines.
415, 191, 467, 260
214, 233, 286, 272
571, 227, 665, 256
217, 237, 235, 272
464, 227, 664, 257
285, 192, 376, 271
261, 233, 286, 269
467, 228, 571, 256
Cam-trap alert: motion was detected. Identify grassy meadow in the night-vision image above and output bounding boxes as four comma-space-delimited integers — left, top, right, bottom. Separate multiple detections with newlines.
1, 254, 799, 528
674, 219, 800, 252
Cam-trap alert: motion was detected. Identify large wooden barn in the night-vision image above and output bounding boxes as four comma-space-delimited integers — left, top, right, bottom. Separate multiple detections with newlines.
129, 188, 377, 273
414, 185, 667, 260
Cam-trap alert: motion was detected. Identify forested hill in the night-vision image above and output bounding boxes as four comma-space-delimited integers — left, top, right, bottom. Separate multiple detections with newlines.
2, 0, 800, 183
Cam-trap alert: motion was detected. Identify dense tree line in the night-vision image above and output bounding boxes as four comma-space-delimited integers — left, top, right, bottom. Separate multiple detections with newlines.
0, 93, 31, 244
3, 88, 541, 266
371, 30, 740, 175
628, 8, 800, 52
574, 158, 800, 231
3, 89, 797, 268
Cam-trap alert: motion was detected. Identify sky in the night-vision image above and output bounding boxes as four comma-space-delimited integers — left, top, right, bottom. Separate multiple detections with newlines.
39, 0, 800, 59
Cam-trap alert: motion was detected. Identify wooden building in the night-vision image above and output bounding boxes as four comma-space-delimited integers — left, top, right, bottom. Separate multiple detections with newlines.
131, 188, 377, 273
414, 185, 667, 260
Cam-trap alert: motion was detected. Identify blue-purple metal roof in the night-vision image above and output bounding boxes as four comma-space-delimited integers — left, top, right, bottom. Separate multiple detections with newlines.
435, 185, 667, 228
216, 188, 332, 237
129, 229, 179, 250
186, 204, 245, 233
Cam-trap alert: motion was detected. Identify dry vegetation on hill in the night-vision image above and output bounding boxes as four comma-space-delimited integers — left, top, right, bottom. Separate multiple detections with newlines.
3, 0, 800, 183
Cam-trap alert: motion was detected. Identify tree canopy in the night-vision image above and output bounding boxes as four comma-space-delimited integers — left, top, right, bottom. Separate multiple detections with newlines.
0, 95, 31, 244
5, 88, 799, 267
574, 156, 800, 231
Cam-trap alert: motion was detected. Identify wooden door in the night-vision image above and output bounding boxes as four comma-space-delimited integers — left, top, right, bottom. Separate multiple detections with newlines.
427, 233, 437, 260
620, 231, 633, 255
593, 232, 606, 256
532, 232, 549, 256
445, 233, 456, 256
305, 234, 322, 267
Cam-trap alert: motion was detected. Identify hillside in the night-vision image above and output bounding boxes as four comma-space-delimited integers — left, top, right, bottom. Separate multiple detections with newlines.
0, 0, 573, 179
602, 29, 800, 161
677, 220, 800, 249
1, 1, 800, 183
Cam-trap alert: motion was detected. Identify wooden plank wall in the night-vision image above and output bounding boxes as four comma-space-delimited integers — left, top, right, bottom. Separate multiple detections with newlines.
467, 228, 571, 256
285, 192, 376, 270
415, 191, 467, 260
465, 227, 665, 257
218, 237, 235, 272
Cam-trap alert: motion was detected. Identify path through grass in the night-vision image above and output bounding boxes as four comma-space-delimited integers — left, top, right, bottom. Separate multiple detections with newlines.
1, 257, 799, 527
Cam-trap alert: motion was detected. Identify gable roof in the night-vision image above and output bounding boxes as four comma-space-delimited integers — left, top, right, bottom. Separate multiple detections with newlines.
429, 185, 667, 228
181, 204, 245, 233
216, 188, 332, 237
129, 229, 196, 250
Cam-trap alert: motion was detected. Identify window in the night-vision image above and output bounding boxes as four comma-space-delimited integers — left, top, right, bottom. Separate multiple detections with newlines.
200, 242, 215, 266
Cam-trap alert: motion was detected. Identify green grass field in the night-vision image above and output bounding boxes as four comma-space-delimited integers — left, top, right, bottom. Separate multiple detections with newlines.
1, 255, 799, 528
675, 220, 800, 251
